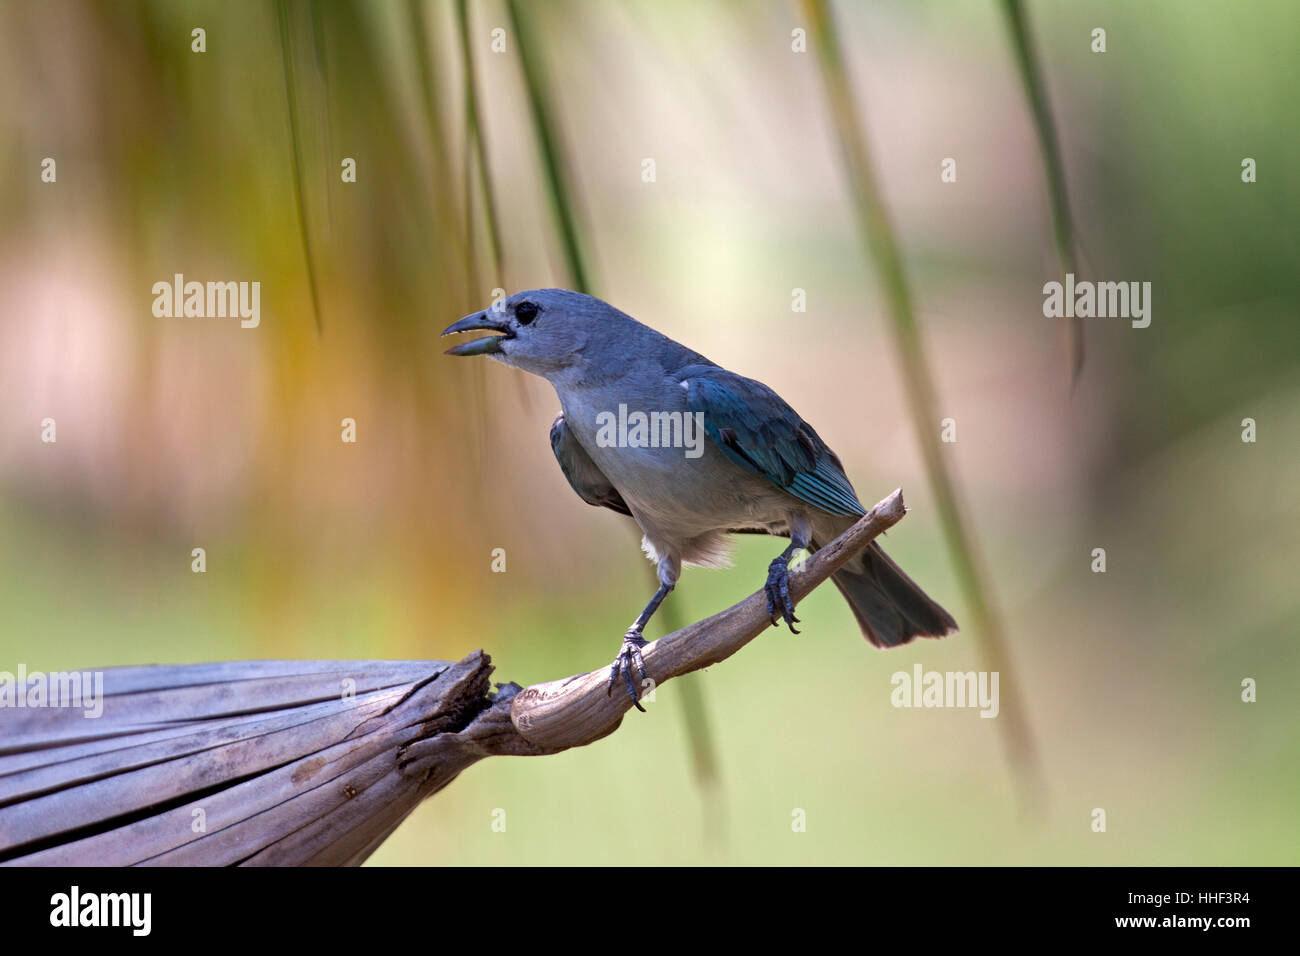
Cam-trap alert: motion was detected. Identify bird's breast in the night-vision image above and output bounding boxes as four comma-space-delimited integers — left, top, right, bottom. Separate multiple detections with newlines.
560, 397, 786, 533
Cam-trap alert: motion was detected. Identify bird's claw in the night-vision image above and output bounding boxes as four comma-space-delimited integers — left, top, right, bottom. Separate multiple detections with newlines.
606, 631, 650, 712
764, 558, 801, 633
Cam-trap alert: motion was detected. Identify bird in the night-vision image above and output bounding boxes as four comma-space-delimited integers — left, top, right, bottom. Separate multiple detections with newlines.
443, 289, 957, 709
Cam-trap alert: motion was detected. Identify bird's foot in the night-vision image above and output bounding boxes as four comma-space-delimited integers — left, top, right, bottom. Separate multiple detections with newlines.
764, 557, 801, 633
606, 631, 650, 712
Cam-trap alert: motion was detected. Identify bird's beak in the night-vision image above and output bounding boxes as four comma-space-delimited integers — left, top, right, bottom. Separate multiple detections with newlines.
441, 311, 512, 356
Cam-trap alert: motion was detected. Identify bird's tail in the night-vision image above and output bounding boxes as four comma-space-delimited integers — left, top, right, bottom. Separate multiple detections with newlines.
829, 542, 958, 648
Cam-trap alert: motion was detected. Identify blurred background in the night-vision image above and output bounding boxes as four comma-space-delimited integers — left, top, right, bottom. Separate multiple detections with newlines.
0, 0, 1296, 865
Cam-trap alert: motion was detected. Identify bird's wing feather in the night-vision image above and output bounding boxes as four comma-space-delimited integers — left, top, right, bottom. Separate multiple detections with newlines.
549, 412, 633, 517
680, 365, 865, 517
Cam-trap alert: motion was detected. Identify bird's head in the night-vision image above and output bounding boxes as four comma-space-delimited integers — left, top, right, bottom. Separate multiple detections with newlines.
441, 289, 628, 379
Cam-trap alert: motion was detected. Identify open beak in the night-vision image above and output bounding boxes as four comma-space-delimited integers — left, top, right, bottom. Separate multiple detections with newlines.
441, 311, 513, 356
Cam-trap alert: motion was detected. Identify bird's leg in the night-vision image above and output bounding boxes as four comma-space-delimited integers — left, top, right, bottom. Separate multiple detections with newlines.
765, 528, 810, 633
607, 560, 678, 711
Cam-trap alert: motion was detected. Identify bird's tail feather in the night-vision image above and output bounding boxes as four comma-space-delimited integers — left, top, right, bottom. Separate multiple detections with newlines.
829, 542, 958, 648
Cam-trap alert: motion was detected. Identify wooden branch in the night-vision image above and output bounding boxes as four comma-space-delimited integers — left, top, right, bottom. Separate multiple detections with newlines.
0, 658, 511, 866
510, 487, 906, 748
0, 489, 904, 866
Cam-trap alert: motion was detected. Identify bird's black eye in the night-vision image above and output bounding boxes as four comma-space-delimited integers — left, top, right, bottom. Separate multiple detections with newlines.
515, 301, 539, 325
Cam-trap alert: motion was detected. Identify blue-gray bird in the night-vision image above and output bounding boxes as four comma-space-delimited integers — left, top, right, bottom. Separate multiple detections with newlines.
443, 290, 957, 708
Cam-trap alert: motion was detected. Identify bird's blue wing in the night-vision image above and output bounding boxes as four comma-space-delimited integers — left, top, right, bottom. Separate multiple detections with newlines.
680, 366, 865, 517
549, 413, 632, 517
